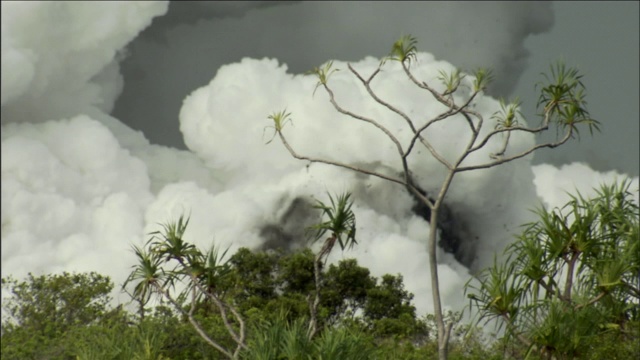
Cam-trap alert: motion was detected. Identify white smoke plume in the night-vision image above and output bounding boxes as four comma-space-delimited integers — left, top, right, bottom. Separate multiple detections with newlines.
2, 2, 636, 320
1, 1, 169, 124
533, 163, 640, 210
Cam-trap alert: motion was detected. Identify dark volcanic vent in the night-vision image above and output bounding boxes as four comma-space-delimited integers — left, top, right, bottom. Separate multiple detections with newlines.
259, 197, 320, 252
259, 180, 478, 268
409, 184, 477, 268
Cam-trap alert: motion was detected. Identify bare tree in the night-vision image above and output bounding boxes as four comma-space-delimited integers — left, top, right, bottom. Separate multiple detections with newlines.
267, 35, 598, 360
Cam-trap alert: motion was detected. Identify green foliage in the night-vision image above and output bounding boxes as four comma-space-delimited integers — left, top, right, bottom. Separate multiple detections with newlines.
242, 311, 376, 360
536, 60, 600, 138
0, 272, 125, 360
323, 259, 376, 325
492, 97, 523, 130
242, 312, 314, 360
125, 215, 245, 359
385, 34, 418, 66
467, 180, 640, 359
313, 324, 377, 360
308, 192, 357, 255
224, 247, 427, 340
1, 249, 573, 359
141, 305, 223, 360
369, 313, 501, 360
309, 61, 340, 96
228, 248, 279, 311
72, 316, 171, 360
126, 244, 164, 316
119, 212, 436, 358
365, 274, 415, 320
150, 214, 199, 263
278, 248, 316, 294
126, 215, 235, 308
265, 109, 293, 143
437, 68, 464, 95
472, 68, 494, 92
2, 272, 113, 332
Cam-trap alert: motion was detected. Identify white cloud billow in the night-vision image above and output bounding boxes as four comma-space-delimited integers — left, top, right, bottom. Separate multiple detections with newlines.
533, 162, 639, 209
1, 115, 153, 284
1, 1, 168, 122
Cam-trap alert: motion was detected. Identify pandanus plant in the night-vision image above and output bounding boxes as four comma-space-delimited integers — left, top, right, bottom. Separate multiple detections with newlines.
124, 215, 246, 360
306, 192, 357, 339
466, 180, 639, 359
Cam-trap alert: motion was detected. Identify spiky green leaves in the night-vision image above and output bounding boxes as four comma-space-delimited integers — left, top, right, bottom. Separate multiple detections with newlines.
125, 215, 233, 306
492, 97, 523, 130
536, 60, 600, 138
308, 192, 357, 253
472, 68, 494, 93
244, 310, 376, 360
124, 244, 165, 307
437, 69, 463, 96
309, 60, 340, 96
466, 255, 525, 325
149, 215, 199, 263
265, 109, 293, 144
466, 180, 639, 359
436, 67, 493, 96
383, 34, 418, 67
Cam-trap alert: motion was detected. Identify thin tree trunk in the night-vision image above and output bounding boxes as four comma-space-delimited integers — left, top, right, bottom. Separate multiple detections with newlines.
308, 251, 323, 339
154, 283, 236, 359
563, 252, 579, 302
430, 169, 460, 360
429, 207, 450, 360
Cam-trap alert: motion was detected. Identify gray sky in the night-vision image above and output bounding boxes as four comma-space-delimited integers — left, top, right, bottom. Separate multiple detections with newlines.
514, 1, 639, 175
112, 1, 639, 176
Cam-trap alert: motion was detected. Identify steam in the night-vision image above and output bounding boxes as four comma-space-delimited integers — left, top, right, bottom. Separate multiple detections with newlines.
1, 1, 169, 123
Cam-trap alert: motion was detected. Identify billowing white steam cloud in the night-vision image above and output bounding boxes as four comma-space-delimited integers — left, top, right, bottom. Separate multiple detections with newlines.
1, 2, 637, 320
533, 162, 640, 209
1, 1, 169, 123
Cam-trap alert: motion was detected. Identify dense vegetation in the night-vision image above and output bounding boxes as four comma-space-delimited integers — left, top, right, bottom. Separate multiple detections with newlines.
1, 249, 482, 359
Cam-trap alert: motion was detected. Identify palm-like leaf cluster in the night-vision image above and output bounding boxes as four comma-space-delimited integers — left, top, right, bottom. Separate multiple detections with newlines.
492, 97, 523, 131
306, 192, 358, 340
124, 215, 244, 359
125, 215, 233, 306
536, 61, 600, 138
309, 61, 340, 96
309, 192, 357, 260
265, 109, 293, 144
384, 34, 418, 66
124, 245, 164, 311
243, 311, 375, 360
466, 180, 639, 358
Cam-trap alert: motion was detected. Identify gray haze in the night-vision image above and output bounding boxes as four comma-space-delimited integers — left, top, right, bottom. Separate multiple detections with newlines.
112, 1, 638, 176
514, 1, 639, 176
